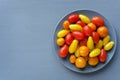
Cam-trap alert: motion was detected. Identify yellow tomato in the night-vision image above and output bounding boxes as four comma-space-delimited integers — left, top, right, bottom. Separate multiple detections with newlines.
69, 39, 79, 54
79, 14, 90, 24
57, 30, 70, 38
56, 38, 65, 46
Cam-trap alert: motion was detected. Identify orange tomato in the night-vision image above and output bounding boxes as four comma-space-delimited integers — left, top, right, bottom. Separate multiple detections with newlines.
97, 26, 108, 38
79, 46, 89, 57
75, 57, 86, 68
88, 23, 96, 31
69, 55, 76, 63
88, 57, 99, 66
62, 20, 70, 29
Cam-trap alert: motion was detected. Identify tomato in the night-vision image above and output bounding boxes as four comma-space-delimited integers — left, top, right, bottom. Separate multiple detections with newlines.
98, 49, 107, 63
59, 44, 69, 58
72, 31, 84, 40
62, 20, 70, 29
75, 57, 86, 68
89, 48, 100, 57
97, 26, 108, 38
92, 16, 104, 26
95, 40, 103, 49
83, 25, 93, 36
57, 30, 70, 38
92, 32, 100, 44
88, 57, 99, 66
76, 20, 86, 27
79, 46, 89, 57
104, 41, 114, 51
69, 55, 76, 63
56, 38, 65, 46
79, 14, 90, 24
69, 24, 82, 31
88, 23, 96, 31
68, 14, 79, 23
75, 47, 81, 57
103, 35, 110, 46
80, 38, 87, 46
69, 39, 79, 54
87, 36, 94, 51
65, 33, 74, 45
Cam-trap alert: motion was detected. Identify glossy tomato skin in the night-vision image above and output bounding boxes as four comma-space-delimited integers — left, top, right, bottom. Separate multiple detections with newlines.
83, 25, 93, 36
92, 16, 104, 27
59, 44, 69, 58
92, 32, 100, 44
98, 49, 107, 62
76, 20, 86, 27
72, 31, 85, 40
68, 14, 79, 23
65, 33, 74, 45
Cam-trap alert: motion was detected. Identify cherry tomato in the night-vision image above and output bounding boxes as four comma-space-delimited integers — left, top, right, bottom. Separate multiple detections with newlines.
56, 38, 65, 46
88, 23, 96, 31
59, 44, 69, 58
75, 57, 86, 68
68, 14, 79, 23
80, 38, 87, 46
65, 33, 74, 45
76, 20, 86, 27
62, 20, 70, 29
69, 55, 76, 63
88, 57, 99, 66
98, 49, 107, 63
83, 25, 93, 36
92, 16, 104, 27
92, 32, 100, 44
79, 46, 89, 57
97, 26, 108, 38
72, 31, 84, 40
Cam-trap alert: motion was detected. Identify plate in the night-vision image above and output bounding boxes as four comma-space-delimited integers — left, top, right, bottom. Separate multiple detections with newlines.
53, 10, 117, 73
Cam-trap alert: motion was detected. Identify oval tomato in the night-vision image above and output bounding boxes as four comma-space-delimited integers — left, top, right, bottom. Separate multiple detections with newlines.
92, 16, 104, 27
72, 31, 84, 40
76, 20, 86, 27
62, 20, 70, 29
68, 14, 79, 23
98, 49, 107, 62
59, 44, 69, 58
92, 32, 100, 44
83, 25, 93, 36
65, 33, 74, 45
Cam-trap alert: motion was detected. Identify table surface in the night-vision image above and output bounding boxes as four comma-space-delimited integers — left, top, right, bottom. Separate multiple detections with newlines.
0, 0, 120, 80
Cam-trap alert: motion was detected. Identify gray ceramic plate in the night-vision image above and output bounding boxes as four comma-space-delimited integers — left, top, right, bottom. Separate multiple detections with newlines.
53, 10, 117, 73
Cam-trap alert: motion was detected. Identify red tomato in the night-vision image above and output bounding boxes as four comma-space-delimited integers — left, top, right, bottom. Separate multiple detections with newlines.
76, 20, 86, 27
68, 14, 79, 23
59, 44, 69, 58
72, 31, 85, 40
92, 32, 100, 44
83, 25, 93, 36
98, 49, 107, 62
92, 16, 104, 27
80, 38, 87, 46
65, 33, 74, 45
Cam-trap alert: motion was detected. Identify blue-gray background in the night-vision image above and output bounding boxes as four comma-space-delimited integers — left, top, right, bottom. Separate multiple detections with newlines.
0, 0, 120, 80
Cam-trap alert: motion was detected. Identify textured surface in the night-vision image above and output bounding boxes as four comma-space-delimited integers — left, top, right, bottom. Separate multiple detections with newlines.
0, 0, 120, 80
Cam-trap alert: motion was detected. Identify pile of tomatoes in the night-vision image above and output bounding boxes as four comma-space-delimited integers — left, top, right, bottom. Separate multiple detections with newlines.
56, 13, 114, 69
